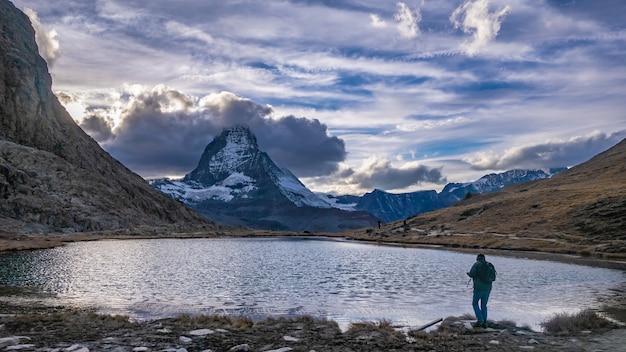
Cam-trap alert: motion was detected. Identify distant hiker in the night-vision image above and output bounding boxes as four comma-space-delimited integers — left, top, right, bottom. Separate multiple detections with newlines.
377, 220, 382, 229
467, 253, 497, 328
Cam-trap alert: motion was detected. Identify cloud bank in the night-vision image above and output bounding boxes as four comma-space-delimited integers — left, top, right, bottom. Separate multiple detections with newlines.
464, 131, 626, 170
70, 85, 346, 178
344, 156, 446, 190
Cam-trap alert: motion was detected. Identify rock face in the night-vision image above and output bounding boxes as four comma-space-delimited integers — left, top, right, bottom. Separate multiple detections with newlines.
0, 0, 208, 233
152, 126, 378, 232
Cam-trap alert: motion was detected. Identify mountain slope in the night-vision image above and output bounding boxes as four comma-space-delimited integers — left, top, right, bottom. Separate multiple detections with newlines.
351, 139, 626, 259
0, 0, 209, 233
152, 125, 378, 232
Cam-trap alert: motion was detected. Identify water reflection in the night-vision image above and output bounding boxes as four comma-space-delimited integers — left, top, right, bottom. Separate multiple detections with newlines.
0, 238, 623, 330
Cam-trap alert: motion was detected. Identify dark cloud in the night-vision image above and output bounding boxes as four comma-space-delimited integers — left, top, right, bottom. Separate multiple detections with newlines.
464, 130, 626, 171
256, 116, 346, 176
76, 86, 347, 178
345, 158, 447, 190
79, 113, 114, 142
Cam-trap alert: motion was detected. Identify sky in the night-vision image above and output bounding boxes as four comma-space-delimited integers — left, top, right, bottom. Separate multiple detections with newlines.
11, 0, 626, 195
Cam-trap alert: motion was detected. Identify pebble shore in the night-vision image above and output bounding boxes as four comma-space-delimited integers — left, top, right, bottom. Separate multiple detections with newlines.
1, 310, 625, 352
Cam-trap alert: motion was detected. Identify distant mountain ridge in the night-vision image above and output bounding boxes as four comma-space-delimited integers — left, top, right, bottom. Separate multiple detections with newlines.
324, 168, 566, 223
152, 125, 378, 232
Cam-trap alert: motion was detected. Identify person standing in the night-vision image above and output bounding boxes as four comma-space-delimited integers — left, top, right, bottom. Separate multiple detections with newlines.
467, 253, 496, 328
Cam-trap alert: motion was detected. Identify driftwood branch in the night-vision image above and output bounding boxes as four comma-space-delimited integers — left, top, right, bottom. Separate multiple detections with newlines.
416, 318, 443, 331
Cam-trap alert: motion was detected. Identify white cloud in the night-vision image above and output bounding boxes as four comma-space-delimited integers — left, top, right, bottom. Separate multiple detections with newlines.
463, 130, 626, 170
24, 7, 60, 66
369, 13, 388, 28
165, 21, 214, 44
395, 2, 422, 39
450, 0, 511, 56
304, 155, 446, 194
396, 117, 472, 131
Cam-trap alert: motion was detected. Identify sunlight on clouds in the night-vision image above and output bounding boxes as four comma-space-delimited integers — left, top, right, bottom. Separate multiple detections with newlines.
450, 0, 511, 56
55, 91, 85, 122
395, 2, 422, 39
24, 8, 60, 67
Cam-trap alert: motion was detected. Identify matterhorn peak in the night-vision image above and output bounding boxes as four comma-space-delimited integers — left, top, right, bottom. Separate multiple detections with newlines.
151, 124, 379, 231
184, 125, 261, 185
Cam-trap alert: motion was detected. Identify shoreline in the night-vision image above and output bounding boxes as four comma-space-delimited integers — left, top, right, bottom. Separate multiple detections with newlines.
1, 230, 625, 271
1, 303, 625, 352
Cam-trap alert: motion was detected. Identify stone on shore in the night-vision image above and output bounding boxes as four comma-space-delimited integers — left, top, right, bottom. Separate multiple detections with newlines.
189, 328, 215, 336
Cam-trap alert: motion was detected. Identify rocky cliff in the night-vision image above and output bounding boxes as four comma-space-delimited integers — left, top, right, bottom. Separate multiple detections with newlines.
0, 0, 209, 233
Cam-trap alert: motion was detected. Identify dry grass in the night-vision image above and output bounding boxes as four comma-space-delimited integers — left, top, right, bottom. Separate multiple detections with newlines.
346, 319, 395, 334
541, 309, 617, 335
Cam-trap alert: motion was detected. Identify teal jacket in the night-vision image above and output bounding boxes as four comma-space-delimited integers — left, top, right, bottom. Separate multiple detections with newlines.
468, 259, 493, 292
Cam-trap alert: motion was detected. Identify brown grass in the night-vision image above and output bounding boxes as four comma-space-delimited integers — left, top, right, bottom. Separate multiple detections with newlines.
540, 308, 617, 334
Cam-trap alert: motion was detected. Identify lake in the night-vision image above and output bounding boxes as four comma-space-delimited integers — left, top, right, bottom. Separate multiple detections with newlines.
0, 237, 624, 331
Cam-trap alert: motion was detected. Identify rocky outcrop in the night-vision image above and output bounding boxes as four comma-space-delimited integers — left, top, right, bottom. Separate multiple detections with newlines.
0, 0, 209, 233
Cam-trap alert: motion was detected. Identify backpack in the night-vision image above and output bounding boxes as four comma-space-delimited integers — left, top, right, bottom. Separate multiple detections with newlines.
479, 262, 497, 283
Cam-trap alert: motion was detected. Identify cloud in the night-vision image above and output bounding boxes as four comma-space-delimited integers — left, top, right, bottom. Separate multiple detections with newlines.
340, 156, 447, 191
24, 7, 60, 66
64, 85, 346, 178
369, 14, 388, 28
450, 0, 510, 56
395, 2, 422, 38
165, 21, 214, 44
463, 130, 626, 170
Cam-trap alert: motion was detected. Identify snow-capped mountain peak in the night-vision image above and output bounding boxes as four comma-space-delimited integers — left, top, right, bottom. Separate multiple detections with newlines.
208, 125, 257, 173
153, 125, 331, 208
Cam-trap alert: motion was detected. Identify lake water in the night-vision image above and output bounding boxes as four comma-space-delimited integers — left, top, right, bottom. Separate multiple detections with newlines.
0, 238, 624, 331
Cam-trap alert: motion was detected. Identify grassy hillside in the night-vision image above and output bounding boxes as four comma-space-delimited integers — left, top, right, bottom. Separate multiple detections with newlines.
344, 139, 626, 261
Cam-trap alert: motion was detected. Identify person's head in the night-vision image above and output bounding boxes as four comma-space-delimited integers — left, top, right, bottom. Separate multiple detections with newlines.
477, 253, 486, 262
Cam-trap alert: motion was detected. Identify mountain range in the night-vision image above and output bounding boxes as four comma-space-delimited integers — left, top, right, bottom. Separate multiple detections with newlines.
325, 168, 566, 223
152, 125, 566, 231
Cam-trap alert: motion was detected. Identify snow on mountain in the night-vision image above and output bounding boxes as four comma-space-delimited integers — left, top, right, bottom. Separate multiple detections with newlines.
441, 168, 567, 198
153, 125, 330, 208
153, 172, 257, 203
151, 125, 378, 232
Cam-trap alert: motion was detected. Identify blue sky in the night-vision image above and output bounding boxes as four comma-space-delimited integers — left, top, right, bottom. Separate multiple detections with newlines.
12, 0, 626, 195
